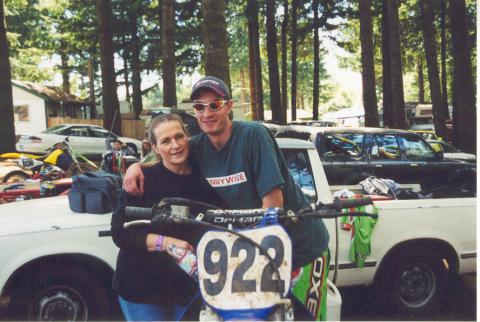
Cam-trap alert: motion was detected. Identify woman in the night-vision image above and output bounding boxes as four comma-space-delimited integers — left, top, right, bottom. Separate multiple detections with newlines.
111, 114, 225, 321
140, 138, 154, 162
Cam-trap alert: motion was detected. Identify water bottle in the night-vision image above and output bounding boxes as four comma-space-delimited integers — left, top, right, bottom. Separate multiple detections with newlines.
167, 244, 198, 281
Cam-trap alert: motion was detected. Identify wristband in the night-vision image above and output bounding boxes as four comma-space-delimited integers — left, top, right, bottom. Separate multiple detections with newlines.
155, 235, 165, 251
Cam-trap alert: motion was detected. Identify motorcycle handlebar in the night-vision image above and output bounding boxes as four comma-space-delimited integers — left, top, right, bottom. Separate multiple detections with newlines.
123, 196, 377, 229
330, 197, 373, 210
125, 206, 153, 221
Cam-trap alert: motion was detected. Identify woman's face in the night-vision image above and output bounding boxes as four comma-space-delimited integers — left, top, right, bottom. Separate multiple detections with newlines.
142, 141, 151, 151
151, 121, 189, 171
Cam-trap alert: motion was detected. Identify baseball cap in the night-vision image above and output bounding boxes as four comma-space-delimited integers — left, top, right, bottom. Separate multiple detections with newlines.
190, 76, 230, 100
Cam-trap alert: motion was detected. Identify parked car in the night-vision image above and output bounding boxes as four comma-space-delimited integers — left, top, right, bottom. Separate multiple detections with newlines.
427, 140, 476, 162
410, 130, 442, 141
139, 107, 202, 137
275, 126, 476, 195
289, 120, 337, 127
16, 124, 142, 158
409, 116, 434, 131
0, 139, 475, 320
257, 121, 284, 135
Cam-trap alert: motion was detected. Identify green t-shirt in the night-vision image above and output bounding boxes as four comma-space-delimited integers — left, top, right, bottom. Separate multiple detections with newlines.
190, 121, 329, 268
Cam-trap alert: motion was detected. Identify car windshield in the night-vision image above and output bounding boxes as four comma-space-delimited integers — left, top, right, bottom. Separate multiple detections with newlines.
90, 127, 114, 138
43, 125, 69, 134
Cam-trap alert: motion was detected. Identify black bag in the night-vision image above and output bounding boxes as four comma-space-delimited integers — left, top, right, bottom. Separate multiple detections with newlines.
68, 170, 123, 214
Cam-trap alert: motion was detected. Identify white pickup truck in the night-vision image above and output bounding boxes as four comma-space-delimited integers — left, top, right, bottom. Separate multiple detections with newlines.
0, 139, 476, 320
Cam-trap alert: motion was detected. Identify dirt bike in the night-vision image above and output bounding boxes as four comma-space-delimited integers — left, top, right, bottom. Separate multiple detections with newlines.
1, 139, 99, 183
123, 196, 377, 321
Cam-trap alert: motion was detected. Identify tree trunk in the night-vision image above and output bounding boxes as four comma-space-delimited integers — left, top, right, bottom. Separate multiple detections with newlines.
385, 0, 406, 129
240, 68, 247, 114
312, 0, 320, 120
202, 0, 231, 90
96, 0, 122, 135
359, 0, 379, 127
129, 3, 143, 117
88, 55, 97, 118
247, 15, 257, 120
449, 0, 476, 153
417, 59, 425, 103
247, 0, 264, 120
440, 0, 449, 118
162, 0, 177, 107
290, 0, 298, 122
420, 0, 446, 138
281, 0, 289, 118
60, 47, 71, 94
265, 0, 283, 123
252, 0, 263, 120
381, 0, 392, 127
0, 0, 16, 153
122, 49, 131, 103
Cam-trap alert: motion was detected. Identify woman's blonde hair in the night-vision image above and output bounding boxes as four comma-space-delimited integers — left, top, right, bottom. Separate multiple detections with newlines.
148, 113, 189, 145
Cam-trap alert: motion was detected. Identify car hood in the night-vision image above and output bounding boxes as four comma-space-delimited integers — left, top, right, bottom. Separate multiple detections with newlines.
0, 195, 111, 237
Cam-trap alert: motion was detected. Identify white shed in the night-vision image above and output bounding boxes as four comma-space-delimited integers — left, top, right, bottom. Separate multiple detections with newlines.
11, 80, 93, 134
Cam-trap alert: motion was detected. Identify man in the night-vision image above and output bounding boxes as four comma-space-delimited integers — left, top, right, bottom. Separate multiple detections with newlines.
124, 76, 330, 320
111, 139, 136, 156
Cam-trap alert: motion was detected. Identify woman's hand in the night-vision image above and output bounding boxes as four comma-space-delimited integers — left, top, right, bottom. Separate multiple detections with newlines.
146, 234, 194, 254
164, 236, 195, 257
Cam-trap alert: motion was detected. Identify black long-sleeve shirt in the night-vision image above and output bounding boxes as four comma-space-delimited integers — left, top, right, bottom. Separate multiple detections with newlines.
111, 162, 225, 305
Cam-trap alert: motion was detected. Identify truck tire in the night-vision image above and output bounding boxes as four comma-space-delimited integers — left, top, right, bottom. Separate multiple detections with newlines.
8, 266, 112, 321
2, 170, 30, 183
380, 249, 448, 317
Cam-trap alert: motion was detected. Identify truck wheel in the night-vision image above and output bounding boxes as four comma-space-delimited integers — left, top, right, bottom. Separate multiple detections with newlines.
8, 266, 112, 321
2, 170, 30, 183
381, 249, 448, 317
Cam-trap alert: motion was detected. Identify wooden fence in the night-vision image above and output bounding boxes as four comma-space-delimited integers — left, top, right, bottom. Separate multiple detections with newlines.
47, 117, 146, 140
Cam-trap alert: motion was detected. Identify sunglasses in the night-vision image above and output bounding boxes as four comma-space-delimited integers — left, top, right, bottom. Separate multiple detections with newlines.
192, 100, 228, 113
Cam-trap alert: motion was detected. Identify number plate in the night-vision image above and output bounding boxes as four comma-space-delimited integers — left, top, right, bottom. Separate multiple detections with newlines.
197, 225, 292, 311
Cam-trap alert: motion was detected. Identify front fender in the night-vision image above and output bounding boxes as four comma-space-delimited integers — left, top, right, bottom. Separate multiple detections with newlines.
0, 227, 118, 295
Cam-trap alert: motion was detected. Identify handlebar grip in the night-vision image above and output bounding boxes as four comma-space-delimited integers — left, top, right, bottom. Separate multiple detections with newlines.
333, 197, 373, 210
124, 206, 152, 221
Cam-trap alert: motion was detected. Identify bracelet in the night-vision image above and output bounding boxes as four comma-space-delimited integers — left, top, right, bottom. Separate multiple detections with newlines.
155, 235, 165, 251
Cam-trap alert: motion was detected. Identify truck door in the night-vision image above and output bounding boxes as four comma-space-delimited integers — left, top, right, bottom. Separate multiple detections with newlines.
369, 134, 405, 182
398, 134, 438, 187
319, 132, 367, 185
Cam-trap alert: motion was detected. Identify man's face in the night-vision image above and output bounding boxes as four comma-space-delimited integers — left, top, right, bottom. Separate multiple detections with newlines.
193, 89, 232, 136
112, 141, 122, 150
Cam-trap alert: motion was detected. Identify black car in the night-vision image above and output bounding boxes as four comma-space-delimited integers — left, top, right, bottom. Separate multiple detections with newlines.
275, 126, 476, 195
141, 107, 202, 137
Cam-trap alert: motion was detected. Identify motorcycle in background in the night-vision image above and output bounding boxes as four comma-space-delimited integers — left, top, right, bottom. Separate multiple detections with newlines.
1, 139, 98, 183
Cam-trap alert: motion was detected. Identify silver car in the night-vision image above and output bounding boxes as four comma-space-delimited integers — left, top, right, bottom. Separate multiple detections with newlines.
16, 124, 142, 156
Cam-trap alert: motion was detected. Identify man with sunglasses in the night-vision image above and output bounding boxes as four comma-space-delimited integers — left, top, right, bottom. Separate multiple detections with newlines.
124, 76, 330, 320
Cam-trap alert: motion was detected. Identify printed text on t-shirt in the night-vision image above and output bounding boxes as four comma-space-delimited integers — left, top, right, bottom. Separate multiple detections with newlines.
207, 172, 247, 187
